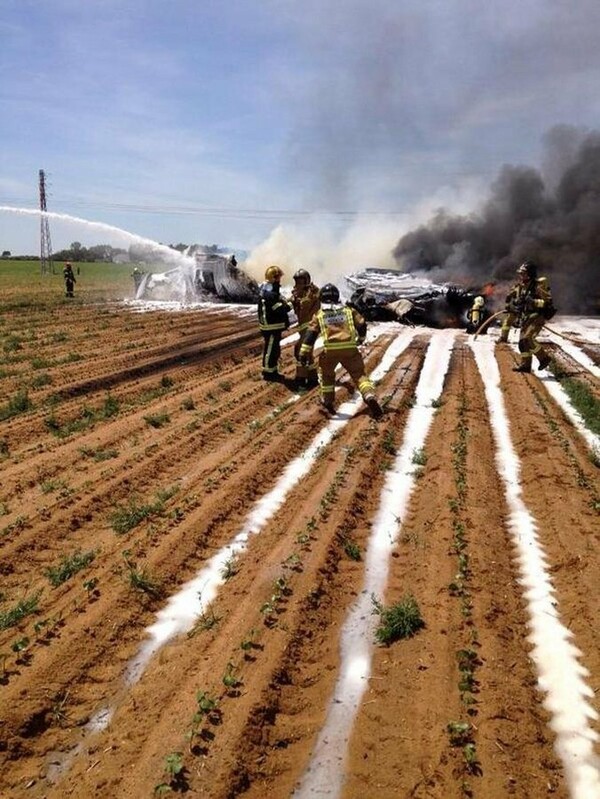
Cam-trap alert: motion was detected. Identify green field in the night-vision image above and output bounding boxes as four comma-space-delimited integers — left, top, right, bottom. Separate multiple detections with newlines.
0, 260, 140, 309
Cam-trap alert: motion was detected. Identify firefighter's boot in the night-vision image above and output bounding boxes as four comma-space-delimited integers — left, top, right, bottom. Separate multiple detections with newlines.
365, 394, 383, 420
320, 398, 335, 415
512, 363, 531, 374
537, 353, 551, 371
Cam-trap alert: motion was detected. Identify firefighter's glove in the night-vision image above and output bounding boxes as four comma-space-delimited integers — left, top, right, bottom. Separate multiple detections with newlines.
509, 299, 524, 314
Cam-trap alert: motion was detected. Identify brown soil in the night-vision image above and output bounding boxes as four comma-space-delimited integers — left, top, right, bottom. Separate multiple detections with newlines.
0, 303, 598, 799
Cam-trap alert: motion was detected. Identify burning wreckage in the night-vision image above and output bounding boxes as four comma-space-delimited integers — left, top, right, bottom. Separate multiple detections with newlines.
345, 269, 493, 332
137, 260, 493, 332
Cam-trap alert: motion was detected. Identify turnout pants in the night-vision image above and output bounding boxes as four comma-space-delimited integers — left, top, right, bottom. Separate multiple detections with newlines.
518, 314, 548, 367
499, 311, 517, 342
261, 330, 283, 376
318, 348, 375, 407
294, 336, 318, 384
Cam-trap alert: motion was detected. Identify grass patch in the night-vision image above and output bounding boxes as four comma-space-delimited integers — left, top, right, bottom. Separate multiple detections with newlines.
109, 486, 178, 534
45, 394, 120, 437
124, 558, 163, 598
144, 410, 170, 428
0, 389, 32, 421
0, 593, 41, 630
411, 448, 427, 466
45, 550, 96, 587
79, 444, 119, 461
372, 593, 424, 644
557, 376, 600, 438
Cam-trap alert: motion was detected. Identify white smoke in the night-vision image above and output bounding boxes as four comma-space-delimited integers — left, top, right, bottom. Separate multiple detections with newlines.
244, 179, 484, 289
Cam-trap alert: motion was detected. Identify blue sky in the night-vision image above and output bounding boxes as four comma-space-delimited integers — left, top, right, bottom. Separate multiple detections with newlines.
1, 0, 600, 258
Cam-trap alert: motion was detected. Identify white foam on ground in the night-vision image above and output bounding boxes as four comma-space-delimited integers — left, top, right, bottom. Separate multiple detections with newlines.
546, 331, 600, 379
506, 342, 600, 455
294, 329, 457, 798
123, 328, 416, 687
538, 372, 600, 455
470, 338, 600, 799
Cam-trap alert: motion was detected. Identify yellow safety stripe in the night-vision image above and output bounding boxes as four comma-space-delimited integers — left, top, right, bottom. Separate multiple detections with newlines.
358, 378, 374, 393
260, 322, 286, 331
322, 341, 358, 351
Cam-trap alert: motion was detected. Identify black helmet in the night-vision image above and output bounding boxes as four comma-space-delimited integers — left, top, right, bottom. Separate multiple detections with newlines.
320, 283, 340, 303
517, 260, 538, 279
293, 268, 311, 284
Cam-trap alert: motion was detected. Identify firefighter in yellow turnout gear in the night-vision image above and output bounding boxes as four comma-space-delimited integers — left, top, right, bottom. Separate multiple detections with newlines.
503, 260, 556, 372
291, 269, 321, 391
466, 295, 486, 334
299, 283, 383, 418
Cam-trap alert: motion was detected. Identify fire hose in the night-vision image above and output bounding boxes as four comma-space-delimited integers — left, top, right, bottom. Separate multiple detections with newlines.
473, 311, 595, 345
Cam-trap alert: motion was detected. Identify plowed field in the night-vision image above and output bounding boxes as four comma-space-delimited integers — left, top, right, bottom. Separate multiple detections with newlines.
1, 300, 599, 799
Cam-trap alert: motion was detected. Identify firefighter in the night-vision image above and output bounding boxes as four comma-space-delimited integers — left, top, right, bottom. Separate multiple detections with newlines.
499, 284, 519, 343
63, 262, 76, 298
466, 295, 486, 334
291, 268, 321, 391
131, 266, 145, 293
299, 283, 383, 418
504, 260, 556, 372
258, 265, 291, 381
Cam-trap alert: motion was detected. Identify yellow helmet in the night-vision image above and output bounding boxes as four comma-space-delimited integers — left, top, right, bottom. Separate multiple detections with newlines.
265, 265, 283, 282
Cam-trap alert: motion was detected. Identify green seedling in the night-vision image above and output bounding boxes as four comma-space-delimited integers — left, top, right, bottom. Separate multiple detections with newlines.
45, 550, 96, 587
222, 661, 241, 690
282, 553, 303, 572
342, 538, 361, 561
83, 577, 100, 598
11, 636, 30, 653
411, 448, 427, 466
188, 599, 220, 636
447, 721, 472, 747
220, 555, 239, 581
124, 558, 162, 599
0, 593, 40, 630
240, 629, 257, 653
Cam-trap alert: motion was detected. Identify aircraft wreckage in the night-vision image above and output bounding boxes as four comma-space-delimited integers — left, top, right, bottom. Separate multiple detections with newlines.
136, 261, 492, 331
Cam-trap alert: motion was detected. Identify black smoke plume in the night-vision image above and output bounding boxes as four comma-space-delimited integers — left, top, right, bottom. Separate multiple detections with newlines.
393, 126, 600, 313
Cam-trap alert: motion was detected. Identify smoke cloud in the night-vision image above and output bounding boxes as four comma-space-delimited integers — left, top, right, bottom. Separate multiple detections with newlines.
393, 126, 600, 313
244, 217, 402, 289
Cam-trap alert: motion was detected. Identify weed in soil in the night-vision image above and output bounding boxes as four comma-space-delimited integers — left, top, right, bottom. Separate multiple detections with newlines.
371, 593, 425, 644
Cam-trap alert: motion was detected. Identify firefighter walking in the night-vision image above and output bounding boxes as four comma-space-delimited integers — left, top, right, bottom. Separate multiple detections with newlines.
63, 262, 76, 298
291, 269, 321, 391
299, 283, 382, 418
502, 260, 555, 372
258, 265, 291, 381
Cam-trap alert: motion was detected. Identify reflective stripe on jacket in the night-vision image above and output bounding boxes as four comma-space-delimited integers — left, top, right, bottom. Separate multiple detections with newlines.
258, 283, 290, 331
301, 304, 367, 353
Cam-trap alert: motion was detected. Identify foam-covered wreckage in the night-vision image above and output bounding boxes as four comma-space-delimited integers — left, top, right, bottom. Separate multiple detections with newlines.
136, 252, 259, 303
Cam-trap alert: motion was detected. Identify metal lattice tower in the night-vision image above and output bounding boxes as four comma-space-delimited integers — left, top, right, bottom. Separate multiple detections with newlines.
39, 169, 54, 274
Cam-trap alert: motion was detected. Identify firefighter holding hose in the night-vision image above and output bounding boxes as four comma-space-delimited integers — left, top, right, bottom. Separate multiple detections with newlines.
503, 260, 556, 372
299, 283, 382, 418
